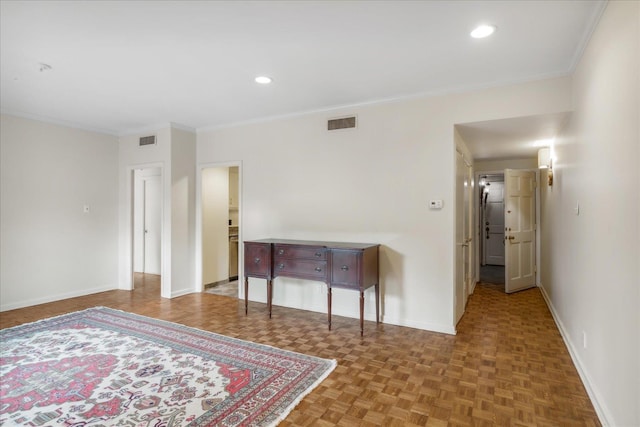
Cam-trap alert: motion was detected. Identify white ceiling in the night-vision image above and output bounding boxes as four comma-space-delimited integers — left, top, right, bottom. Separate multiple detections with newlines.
456, 112, 571, 160
1, 1, 604, 144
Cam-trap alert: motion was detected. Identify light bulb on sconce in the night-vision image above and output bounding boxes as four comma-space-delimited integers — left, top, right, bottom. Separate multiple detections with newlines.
538, 147, 553, 186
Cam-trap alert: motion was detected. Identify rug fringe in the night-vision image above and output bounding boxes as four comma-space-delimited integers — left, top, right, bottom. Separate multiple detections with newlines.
266, 358, 338, 427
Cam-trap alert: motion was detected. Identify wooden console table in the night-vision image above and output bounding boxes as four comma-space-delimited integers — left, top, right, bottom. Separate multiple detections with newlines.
244, 239, 380, 336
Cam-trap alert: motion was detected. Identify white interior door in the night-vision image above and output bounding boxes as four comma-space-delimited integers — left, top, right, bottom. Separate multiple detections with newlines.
143, 176, 161, 275
463, 164, 472, 297
504, 169, 536, 293
483, 181, 505, 265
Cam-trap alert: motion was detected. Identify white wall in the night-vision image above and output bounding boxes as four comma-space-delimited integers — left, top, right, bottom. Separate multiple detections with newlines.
197, 76, 571, 334
118, 125, 195, 298
118, 128, 171, 295
201, 167, 229, 285
170, 127, 196, 297
0, 114, 119, 310
539, 1, 639, 425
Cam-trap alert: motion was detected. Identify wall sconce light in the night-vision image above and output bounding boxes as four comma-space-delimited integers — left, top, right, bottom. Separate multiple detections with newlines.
538, 147, 553, 186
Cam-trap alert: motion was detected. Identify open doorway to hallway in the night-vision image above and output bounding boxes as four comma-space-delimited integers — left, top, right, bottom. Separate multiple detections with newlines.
478, 173, 505, 286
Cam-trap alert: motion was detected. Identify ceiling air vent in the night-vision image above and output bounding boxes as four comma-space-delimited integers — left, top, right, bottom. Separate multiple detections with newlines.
328, 116, 356, 131
139, 135, 156, 147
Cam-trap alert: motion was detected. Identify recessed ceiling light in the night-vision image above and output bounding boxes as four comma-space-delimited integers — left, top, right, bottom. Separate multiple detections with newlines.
470, 24, 496, 39
255, 76, 272, 84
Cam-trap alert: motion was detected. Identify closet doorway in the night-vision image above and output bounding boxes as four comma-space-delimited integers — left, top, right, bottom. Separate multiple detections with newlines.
133, 167, 162, 289
201, 165, 241, 296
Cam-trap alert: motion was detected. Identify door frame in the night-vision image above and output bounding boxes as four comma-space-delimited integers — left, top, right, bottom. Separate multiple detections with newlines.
124, 162, 166, 295
195, 160, 242, 294
473, 168, 542, 289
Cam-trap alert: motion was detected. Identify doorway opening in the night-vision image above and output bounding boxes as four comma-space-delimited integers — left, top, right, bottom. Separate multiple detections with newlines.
200, 165, 241, 297
478, 173, 505, 286
475, 169, 538, 293
132, 167, 162, 292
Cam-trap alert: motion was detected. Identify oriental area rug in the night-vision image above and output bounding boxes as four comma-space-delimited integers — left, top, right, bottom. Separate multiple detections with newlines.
0, 307, 336, 426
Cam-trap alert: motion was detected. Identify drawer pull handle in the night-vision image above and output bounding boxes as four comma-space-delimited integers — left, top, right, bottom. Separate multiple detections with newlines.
341, 265, 349, 271
315, 252, 322, 257
278, 249, 284, 255
254, 258, 261, 264
314, 267, 322, 272
278, 263, 285, 269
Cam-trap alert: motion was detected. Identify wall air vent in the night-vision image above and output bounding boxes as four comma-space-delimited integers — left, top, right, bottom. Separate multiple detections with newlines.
328, 116, 356, 131
139, 135, 156, 147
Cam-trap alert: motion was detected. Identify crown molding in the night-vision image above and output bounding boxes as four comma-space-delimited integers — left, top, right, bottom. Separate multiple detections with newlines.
567, 1, 608, 73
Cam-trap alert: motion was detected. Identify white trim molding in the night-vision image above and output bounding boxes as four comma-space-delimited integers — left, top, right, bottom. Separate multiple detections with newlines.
539, 285, 611, 426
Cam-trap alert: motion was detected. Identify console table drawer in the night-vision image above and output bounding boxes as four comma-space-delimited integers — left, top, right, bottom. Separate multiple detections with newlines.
274, 259, 327, 280
274, 244, 326, 260
331, 250, 360, 287
244, 242, 271, 277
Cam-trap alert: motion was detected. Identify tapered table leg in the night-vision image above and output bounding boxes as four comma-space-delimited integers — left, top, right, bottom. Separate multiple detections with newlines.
327, 287, 332, 331
360, 290, 365, 337
267, 280, 273, 319
375, 283, 380, 324
244, 277, 249, 315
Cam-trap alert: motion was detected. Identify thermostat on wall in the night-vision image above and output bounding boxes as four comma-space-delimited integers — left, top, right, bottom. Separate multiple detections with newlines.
429, 200, 443, 209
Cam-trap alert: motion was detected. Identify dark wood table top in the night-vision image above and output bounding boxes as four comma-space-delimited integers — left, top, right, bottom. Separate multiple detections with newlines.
245, 238, 379, 250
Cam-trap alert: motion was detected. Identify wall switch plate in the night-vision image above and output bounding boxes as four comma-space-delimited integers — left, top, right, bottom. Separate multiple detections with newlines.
429, 200, 443, 209
574, 201, 580, 216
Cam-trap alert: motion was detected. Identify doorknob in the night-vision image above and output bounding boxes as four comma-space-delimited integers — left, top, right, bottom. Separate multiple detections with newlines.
506, 236, 515, 241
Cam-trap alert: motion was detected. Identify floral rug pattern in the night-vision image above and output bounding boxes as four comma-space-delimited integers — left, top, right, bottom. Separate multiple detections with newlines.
0, 307, 336, 426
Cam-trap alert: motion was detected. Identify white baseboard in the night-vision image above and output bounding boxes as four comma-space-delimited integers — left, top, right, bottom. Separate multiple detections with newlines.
469, 279, 477, 295
538, 285, 612, 426
380, 315, 457, 335
0, 284, 118, 312
248, 295, 457, 336
170, 288, 195, 298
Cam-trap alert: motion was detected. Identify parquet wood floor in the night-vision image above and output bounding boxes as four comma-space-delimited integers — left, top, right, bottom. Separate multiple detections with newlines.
0, 274, 600, 426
